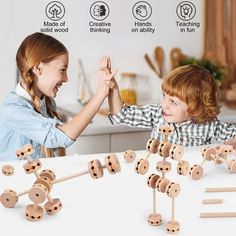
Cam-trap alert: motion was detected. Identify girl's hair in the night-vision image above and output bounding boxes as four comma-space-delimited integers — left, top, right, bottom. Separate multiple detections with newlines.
16, 32, 68, 118
162, 64, 220, 123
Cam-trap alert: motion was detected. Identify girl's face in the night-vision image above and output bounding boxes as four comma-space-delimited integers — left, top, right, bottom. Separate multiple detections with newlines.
34, 53, 68, 98
160, 91, 190, 123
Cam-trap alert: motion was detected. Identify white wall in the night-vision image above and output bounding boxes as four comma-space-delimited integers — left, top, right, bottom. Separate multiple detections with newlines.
0, 0, 205, 104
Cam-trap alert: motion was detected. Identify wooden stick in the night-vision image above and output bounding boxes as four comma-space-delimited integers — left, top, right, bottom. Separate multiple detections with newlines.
202, 199, 223, 204
205, 187, 236, 192
145, 152, 151, 160
153, 189, 156, 214
200, 212, 236, 218
53, 170, 89, 184
17, 189, 29, 197
171, 197, 175, 222
200, 159, 206, 167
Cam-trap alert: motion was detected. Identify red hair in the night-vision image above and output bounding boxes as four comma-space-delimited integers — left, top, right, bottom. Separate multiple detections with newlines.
162, 64, 220, 123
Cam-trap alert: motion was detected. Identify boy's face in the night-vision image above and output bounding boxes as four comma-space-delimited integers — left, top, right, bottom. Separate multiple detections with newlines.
160, 92, 190, 123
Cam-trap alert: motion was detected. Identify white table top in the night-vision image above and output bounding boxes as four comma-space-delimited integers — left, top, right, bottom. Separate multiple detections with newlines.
1, 147, 236, 236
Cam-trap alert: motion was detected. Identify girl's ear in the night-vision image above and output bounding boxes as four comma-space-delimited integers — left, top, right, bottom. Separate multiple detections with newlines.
32, 62, 43, 76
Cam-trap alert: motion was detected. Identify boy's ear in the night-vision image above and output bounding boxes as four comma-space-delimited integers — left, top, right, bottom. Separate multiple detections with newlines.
32, 62, 43, 76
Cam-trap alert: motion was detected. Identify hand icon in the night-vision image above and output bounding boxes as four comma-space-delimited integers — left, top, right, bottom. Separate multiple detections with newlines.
136, 5, 148, 18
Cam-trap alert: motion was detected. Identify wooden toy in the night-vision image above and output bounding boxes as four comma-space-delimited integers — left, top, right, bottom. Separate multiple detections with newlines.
0, 144, 121, 221
135, 125, 188, 234
189, 145, 236, 180
2, 164, 14, 176
205, 187, 236, 192
124, 150, 136, 163
202, 199, 223, 204
200, 212, 236, 218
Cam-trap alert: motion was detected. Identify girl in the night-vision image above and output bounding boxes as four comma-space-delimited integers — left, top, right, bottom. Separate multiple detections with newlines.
0, 32, 114, 161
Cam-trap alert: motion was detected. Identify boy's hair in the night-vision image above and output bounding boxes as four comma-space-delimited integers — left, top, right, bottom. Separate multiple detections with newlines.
162, 64, 220, 123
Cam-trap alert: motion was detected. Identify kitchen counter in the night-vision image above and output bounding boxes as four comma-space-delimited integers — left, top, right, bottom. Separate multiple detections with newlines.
1, 147, 236, 236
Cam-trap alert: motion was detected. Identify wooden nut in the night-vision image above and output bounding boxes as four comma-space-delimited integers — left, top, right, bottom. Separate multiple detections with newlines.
177, 160, 190, 175
147, 213, 162, 226
105, 154, 121, 174
40, 169, 56, 181
88, 159, 104, 179
135, 159, 149, 175
28, 183, 48, 204
15, 144, 33, 159
147, 174, 160, 188
2, 164, 14, 176
158, 142, 172, 158
156, 177, 170, 193
201, 147, 216, 161
189, 165, 204, 180
23, 159, 42, 174
124, 150, 136, 163
166, 220, 180, 234
169, 144, 183, 161
25, 204, 44, 222
166, 182, 181, 198
156, 161, 171, 173
146, 138, 159, 154
158, 125, 174, 136
44, 198, 62, 215
0, 189, 18, 208
228, 160, 236, 173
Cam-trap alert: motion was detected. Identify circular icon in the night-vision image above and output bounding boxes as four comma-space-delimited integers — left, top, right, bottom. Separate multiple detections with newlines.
132, 1, 152, 21
45, 1, 65, 21
176, 1, 196, 21
90, 1, 110, 21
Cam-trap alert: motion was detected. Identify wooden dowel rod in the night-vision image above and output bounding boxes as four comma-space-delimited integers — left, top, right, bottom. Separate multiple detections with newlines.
200, 212, 236, 218
34, 171, 40, 179
202, 199, 223, 204
200, 159, 206, 167
171, 197, 175, 222
53, 170, 89, 184
145, 152, 151, 160
153, 189, 156, 214
205, 187, 236, 192
17, 189, 29, 197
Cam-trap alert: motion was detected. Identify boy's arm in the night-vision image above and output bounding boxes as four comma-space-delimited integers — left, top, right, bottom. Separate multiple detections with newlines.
108, 78, 123, 115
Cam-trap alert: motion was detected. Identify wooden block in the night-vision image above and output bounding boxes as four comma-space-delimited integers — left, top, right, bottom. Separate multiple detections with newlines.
2, 164, 14, 176
23, 159, 42, 174
44, 198, 62, 215
189, 165, 204, 180
156, 161, 171, 173
201, 147, 216, 161
177, 160, 190, 175
166, 220, 180, 234
25, 204, 44, 222
148, 213, 162, 226
28, 183, 48, 204
105, 154, 121, 174
88, 159, 104, 179
15, 144, 33, 159
146, 138, 159, 154
156, 177, 170, 193
39, 169, 56, 181
135, 159, 149, 175
166, 182, 181, 198
124, 150, 136, 163
158, 142, 172, 158
0, 189, 18, 208
158, 125, 174, 136
169, 144, 184, 161
147, 174, 160, 188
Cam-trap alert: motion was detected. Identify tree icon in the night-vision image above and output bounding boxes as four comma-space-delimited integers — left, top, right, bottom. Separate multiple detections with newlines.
45, 1, 65, 21
49, 3, 62, 19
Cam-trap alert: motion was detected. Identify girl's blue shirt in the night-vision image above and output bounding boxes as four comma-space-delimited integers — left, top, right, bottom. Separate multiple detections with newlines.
0, 84, 74, 161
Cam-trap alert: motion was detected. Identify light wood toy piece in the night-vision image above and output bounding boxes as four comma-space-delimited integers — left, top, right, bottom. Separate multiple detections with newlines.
190, 145, 236, 180
2, 164, 14, 176
124, 150, 136, 163
0, 145, 121, 222
136, 125, 185, 234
